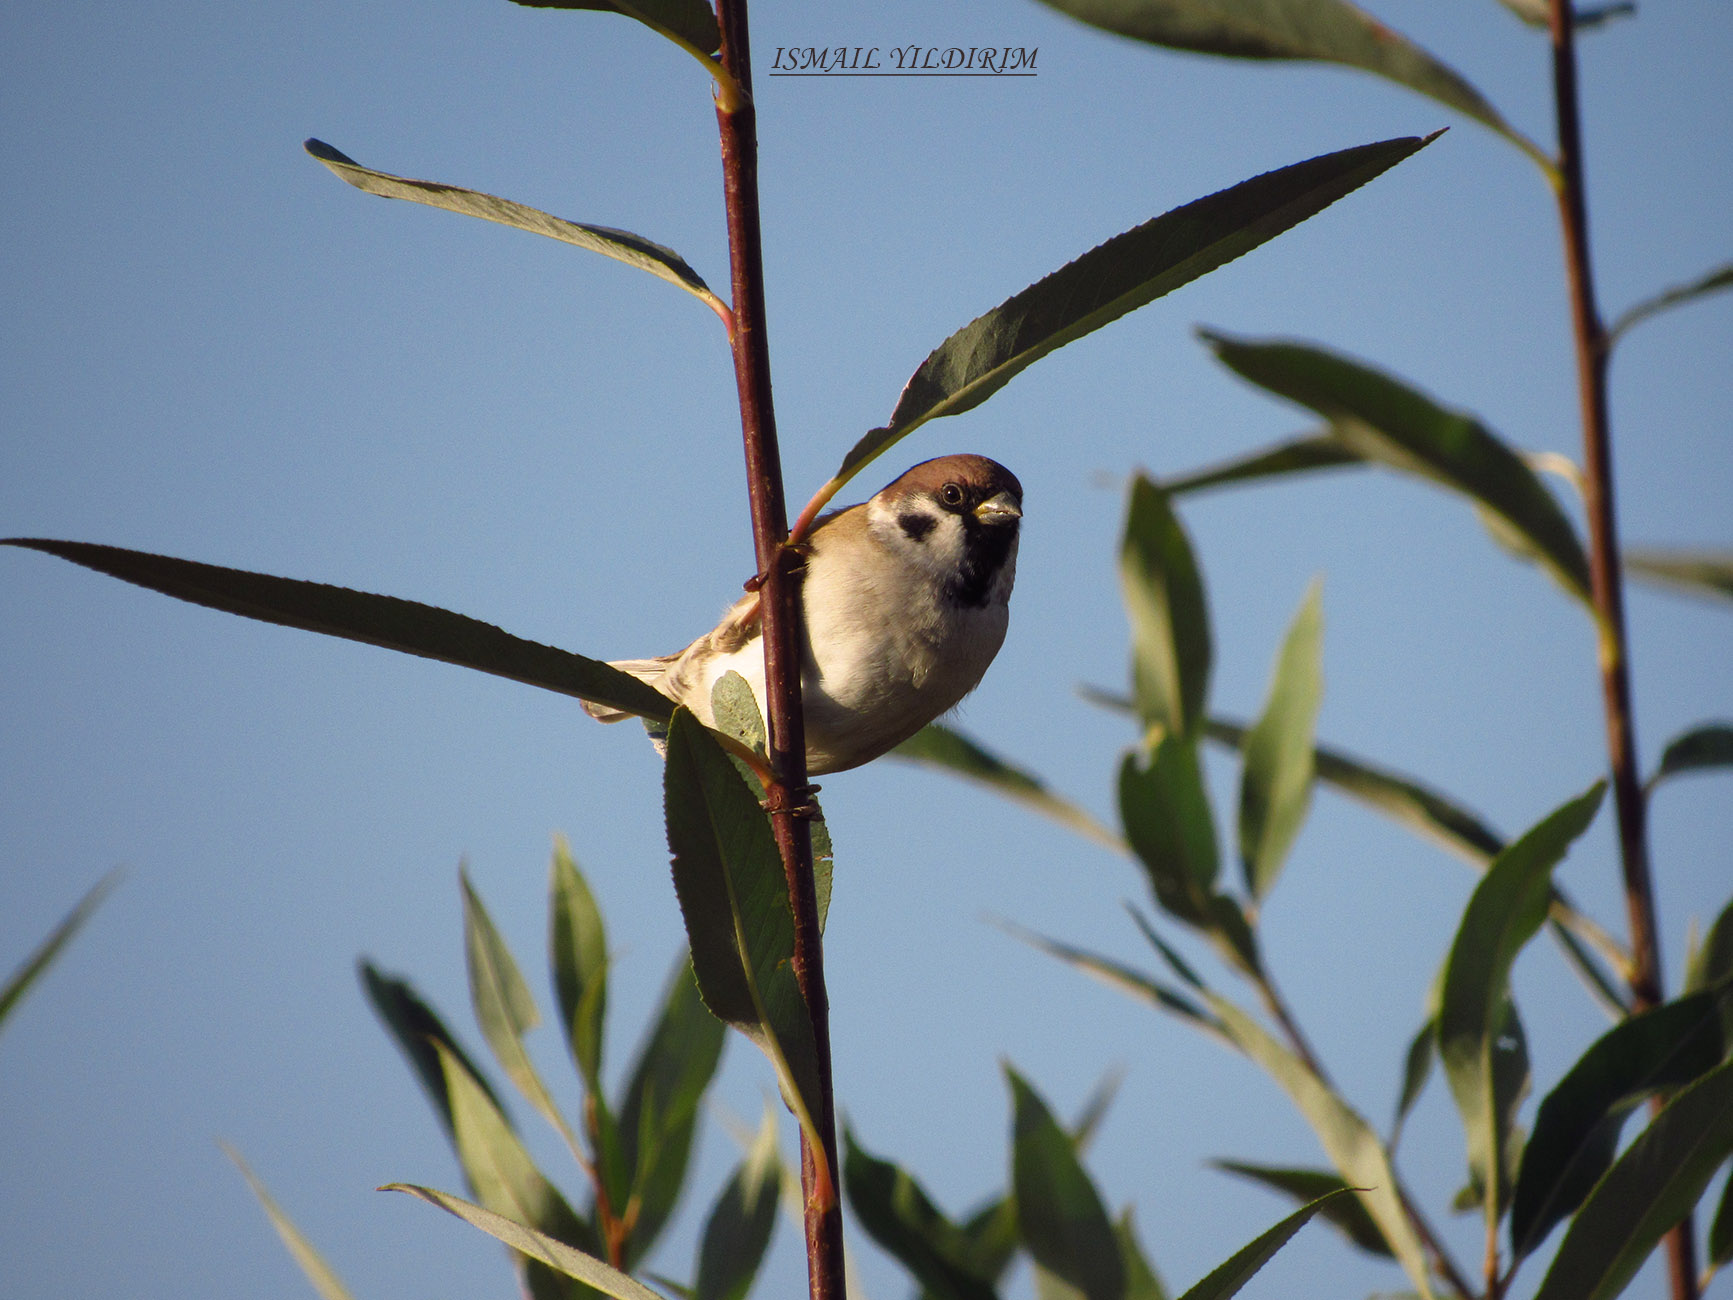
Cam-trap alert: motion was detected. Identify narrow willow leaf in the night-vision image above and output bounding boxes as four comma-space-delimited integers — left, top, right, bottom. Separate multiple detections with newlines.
1164, 433, 1363, 496
508, 0, 720, 56
1238, 580, 1323, 900
617, 956, 726, 1266
1119, 733, 1220, 930
386, 1183, 667, 1300
1208, 1161, 1389, 1257
1510, 983, 1732, 1259
1685, 896, 1733, 996
1072, 1067, 1128, 1153
2, 539, 674, 721
892, 724, 1122, 850
550, 841, 609, 1094
695, 1107, 781, 1300
1609, 263, 1733, 343
1201, 335, 1593, 602
833, 134, 1436, 487
1392, 1016, 1435, 1147
1007, 1066, 1126, 1300
1652, 723, 1733, 788
1115, 1209, 1169, 1300
662, 709, 831, 1204
1001, 919, 1224, 1040
223, 1143, 358, 1300
1437, 784, 1605, 1238
1172, 1190, 1350, 1300
1035, 0, 1535, 162
305, 140, 726, 317
1532, 1059, 1733, 1300
843, 1129, 1003, 1300
0, 869, 120, 1033
360, 961, 504, 1139
1121, 476, 1211, 741
1625, 549, 1733, 604
1710, 1167, 1733, 1272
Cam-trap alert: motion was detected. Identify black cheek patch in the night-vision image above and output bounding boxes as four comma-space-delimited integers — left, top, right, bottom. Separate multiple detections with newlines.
898, 511, 937, 542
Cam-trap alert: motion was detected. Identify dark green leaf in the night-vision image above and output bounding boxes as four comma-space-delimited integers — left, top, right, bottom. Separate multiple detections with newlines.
1172, 1190, 1351, 1300
306, 140, 725, 314
1164, 433, 1363, 496
1034, 0, 1535, 161
1115, 1209, 1169, 1300
1392, 1016, 1435, 1146
1626, 549, 1733, 604
1119, 734, 1220, 929
1, 539, 674, 721
0, 869, 120, 1033
663, 709, 830, 1200
1120, 476, 1211, 741
505, 0, 720, 55
694, 1108, 781, 1300
893, 724, 1122, 850
1072, 1067, 1128, 1153
1686, 896, 1733, 996
1532, 1058, 1733, 1300
1238, 580, 1323, 900
224, 1142, 358, 1300
1609, 263, 1733, 343
1008, 1066, 1126, 1300
844, 1129, 1003, 1300
1511, 984, 1732, 1259
1652, 724, 1733, 789
1437, 784, 1605, 1235
1710, 1163, 1733, 1271
550, 841, 609, 1094
834, 135, 1437, 486
359, 961, 504, 1139
1202, 334, 1592, 601
1209, 1161, 1390, 1256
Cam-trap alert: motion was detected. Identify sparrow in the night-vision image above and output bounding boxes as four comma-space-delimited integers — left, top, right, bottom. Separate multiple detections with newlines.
583, 454, 1022, 775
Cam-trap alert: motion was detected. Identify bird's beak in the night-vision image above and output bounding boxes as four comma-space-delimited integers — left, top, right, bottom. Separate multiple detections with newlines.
974, 491, 1022, 524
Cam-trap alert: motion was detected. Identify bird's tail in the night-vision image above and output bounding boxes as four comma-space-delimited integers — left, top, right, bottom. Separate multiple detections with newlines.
580, 659, 672, 724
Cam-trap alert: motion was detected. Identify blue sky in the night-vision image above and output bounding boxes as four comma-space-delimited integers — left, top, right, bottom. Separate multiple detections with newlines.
3, 2, 1729, 1298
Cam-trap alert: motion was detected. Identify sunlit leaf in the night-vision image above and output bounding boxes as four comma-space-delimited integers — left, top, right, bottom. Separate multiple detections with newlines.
695, 1106, 781, 1300
550, 841, 609, 1094
1625, 549, 1733, 604
844, 1129, 1003, 1300
1651, 724, 1733, 789
1119, 733, 1220, 930
1238, 581, 1322, 900
305, 140, 726, 317
1164, 433, 1363, 496
1008, 1066, 1125, 1300
1, 539, 674, 721
0, 869, 120, 1034
1121, 476, 1211, 741
1609, 263, 1733, 343
507, 0, 720, 56
223, 1143, 358, 1300
1172, 1190, 1351, 1300
1208, 1161, 1390, 1256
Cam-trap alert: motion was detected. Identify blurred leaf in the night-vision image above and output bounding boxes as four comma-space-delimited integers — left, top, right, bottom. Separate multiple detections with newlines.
695, 1107, 781, 1300
1034, 0, 1534, 160
360, 961, 504, 1140
1007, 1066, 1126, 1300
1392, 1016, 1435, 1147
832, 134, 1437, 488
1624, 549, 1733, 604
1686, 896, 1733, 996
1209, 1161, 1390, 1256
844, 1129, 1003, 1300
1532, 1058, 1733, 1300
1115, 1209, 1169, 1300
1438, 784, 1605, 1234
1164, 432, 1363, 496
663, 709, 831, 1204
617, 956, 726, 1266
1494, 0, 1636, 26
223, 1142, 358, 1300
386, 1183, 666, 1300
1073, 1066, 1128, 1152
0, 869, 119, 1034
1121, 477, 1211, 741
1711, 1164, 1733, 1272
550, 841, 609, 1094
998, 919, 1224, 1041
1200, 334, 1593, 602
1119, 733, 1221, 931
1171, 1190, 1351, 1300
1237, 580, 1323, 900
1511, 983, 1732, 1259
893, 723, 1122, 850
506, 0, 720, 55
1, 539, 674, 721
1651, 723, 1733, 789
1609, 263, 1733, 343
305, 140, 726, 314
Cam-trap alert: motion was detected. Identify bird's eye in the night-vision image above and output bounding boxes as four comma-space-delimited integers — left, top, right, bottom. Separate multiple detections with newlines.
940, 482, 965, 506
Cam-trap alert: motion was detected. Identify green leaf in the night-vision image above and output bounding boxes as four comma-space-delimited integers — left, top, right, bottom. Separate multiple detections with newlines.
617, 956, 726, 1266
1201, 335, 1593, 602
2, 539, 675, 722
1493, 0, 1636, 28
1710, 1163, 1733, 1272
1237, 580, 1323, 900
1119, 734, 1220, 930
506, 0, 720, 56
305, 140, 726, 316
1626, 549, 1733, 604
0, 869, 120, 1034
1609, 263, 1733, 343
1114, 1209, 1169, 1300
359, 961, 505, 1140
1208, 1161, 1390, 1257
1007, 1066, 1126, 1300
1005, 921, 1223, 1041
892, 724, 1122, 850
1510, 983, 1733, 1259
833, 135, 1437, 487
694, 1106, 781, 1300
1532, 1058, 1733, 1300
550, 841, 609, 1094
1034, 0, 1537, 163
1392, 1016, 1435, 1146
662, 708, 831, 1201
708, 671, 768, 762
1120, 476, 1212, 741
843, 1129, 1003, 1300
1172, 1190, 1351, 1300
385, 1183, 667, 1300
1685, 895, 1733, 996
223, 1142, 358, 1300
1652, 724, 1733, 789
1164, 433, 1363, 496
1437, 783, 1605, 1236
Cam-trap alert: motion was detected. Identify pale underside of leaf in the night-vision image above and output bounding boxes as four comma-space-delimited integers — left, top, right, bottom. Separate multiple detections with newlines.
224, 1143, 359, 1300
1625, 549, 1733, 605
